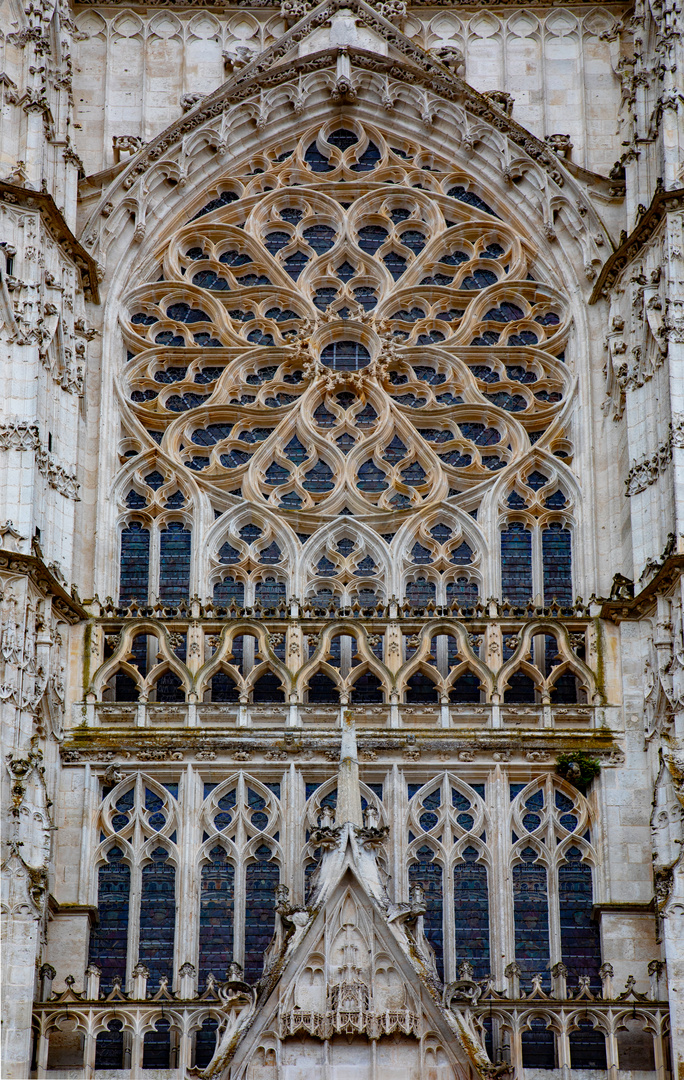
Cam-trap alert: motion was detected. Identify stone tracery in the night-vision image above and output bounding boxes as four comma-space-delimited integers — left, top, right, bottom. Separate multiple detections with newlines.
116, 119, 574, 617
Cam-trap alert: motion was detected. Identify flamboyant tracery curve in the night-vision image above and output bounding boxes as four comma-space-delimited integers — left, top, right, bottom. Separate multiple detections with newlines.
118, 118, 575, 607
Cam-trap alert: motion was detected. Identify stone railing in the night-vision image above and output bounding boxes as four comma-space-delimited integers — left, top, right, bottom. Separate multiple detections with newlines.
78, 699, 604, 731
31, 963, 669, 1079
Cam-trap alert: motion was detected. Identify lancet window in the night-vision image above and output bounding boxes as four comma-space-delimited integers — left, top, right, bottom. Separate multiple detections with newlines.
89, 770, 600, 998
499, 466, 575, 607
89, 776, 179, 992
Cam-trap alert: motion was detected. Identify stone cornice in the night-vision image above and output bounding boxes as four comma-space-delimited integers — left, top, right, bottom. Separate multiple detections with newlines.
590, 186, 684, 303
60, 729, 617, 762
600, 554, 684, 622
103, 8, 599, 205
0, 549, 87, 624
0, 181, 100, 303
74, 0, 629, 7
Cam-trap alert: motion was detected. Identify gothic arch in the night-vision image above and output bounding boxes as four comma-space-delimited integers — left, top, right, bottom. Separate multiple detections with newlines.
90, 40, 605, 602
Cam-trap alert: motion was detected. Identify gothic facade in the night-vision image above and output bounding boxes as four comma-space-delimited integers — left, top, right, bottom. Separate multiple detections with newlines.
1, 0, 683, 1076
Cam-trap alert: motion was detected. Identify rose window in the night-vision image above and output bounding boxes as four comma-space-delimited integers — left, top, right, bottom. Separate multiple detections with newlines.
121, 120, 570, 523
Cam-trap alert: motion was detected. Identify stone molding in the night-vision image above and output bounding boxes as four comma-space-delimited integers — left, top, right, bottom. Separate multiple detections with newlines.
0, 181, 100, 303
99, 0, 602, 203
0, 550, 86, 623
73, 0, 616, 7
590, 186, 684, 303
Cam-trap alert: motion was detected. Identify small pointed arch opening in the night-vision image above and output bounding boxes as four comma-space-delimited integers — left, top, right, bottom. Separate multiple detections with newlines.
204, 670, 240, 703
305, 669, 340, 704
449, 669, 483, 703
405, 669, 440, 704
251, 668, 286, 703
349, 669, 386, 704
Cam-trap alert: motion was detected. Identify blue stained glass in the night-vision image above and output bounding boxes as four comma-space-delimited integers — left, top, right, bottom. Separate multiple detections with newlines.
142, 1020, 170, 1069
95, 1021, 124, 1069
409, 847, 444, 980
213, 577, 244, 606
321, 340, 370, 372
559, 847, 602, 991
119, 522, 149, 602
244, 846, 279, 982
453, 848, 490, 978
195, 1019, 219, 1068
501, 523, 532, 604
570, 1022, 607, 1069
543, 523, 572, 605
199, 847, 234, 985
446, 185, 499, 218
513, 848, 550, 987
522, 1020, 555, 1068
139, 848, 175, 990
89, 848, 130, 992
159, 523, 191, 602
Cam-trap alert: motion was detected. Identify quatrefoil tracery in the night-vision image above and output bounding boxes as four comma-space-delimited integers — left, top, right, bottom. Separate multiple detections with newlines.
120, 121, 571, 526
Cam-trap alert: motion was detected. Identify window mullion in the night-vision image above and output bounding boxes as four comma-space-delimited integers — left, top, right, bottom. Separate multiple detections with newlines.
149, 525, 161, 604
442, 775, 456, 983
233, 772, 247, 969
532, 524, 544, 605
490, 765, 513, 986
546, 776, 562, 966
174, 764, 199, 987
127, 774, 144, 986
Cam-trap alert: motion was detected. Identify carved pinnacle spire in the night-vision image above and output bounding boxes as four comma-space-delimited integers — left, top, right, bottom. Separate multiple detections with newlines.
335, 710, 363, 828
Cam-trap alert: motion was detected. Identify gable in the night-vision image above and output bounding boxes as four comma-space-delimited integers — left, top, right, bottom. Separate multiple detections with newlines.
226, 870, 475, 1080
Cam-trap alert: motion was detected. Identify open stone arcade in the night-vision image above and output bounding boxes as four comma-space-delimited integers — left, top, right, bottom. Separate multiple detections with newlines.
1, 0, 684, 1075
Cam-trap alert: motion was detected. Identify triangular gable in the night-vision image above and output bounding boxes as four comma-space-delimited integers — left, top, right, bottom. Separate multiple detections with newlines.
217, 862, 479, 1080
108, 0, 574, 203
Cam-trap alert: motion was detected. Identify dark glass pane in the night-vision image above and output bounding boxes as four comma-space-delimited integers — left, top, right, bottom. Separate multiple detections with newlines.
119, 523, 149, 602
195, 1019, 219, 1069
252, 673, 285, 702
159, 523, 191, 602
570, 1022, 607, 1069
320, 340, 370, 372
409, 847, 443, 980
501, 523, 532, 604
559, 848, 602, 991
95, 1021, 124, 1069
89, 848, 130, 992
453, 848, 490, 978
142, 1020, 170, 1069
244, 846, 279, 982
350, 672, 384, 703
213, 577, 244, 606
406, 672, 438, 703
155, 671, 184, 702
139, 848, 175, 989
522, 1020, 555, 1069
504, 672, 536, 704
199, 847, 234, 985
513, 848, 550, 988
449, 672, 481, 703
542, 523, 572, 605
307, 672, 339, 703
